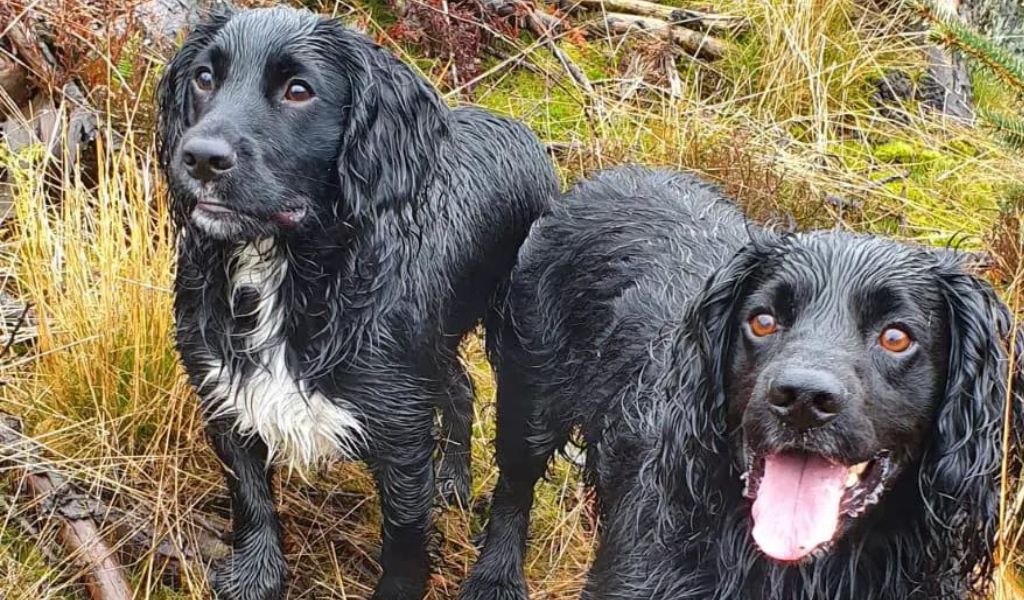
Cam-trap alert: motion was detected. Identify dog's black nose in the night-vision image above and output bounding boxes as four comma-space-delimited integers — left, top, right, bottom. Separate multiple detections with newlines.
767, 368, 844, 430
181, 136, 236, 181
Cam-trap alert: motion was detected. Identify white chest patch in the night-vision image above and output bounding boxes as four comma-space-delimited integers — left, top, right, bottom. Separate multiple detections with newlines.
201, 240, 365, 469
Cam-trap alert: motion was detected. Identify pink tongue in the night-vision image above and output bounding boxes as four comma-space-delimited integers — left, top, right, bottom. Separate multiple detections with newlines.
751, 453, 847, 562
270, 208, 306, 229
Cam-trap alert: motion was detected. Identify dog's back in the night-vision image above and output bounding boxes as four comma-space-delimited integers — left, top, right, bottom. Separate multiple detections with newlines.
460, 167, 752, 600
435, 106, 556, 334
494, 167, 748, 420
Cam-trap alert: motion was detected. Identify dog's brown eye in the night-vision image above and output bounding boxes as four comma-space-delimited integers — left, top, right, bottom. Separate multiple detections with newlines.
749, 313, 778, 337
194, 68, 214, 92
285, 80, 314, 102
879, 327, 912, 353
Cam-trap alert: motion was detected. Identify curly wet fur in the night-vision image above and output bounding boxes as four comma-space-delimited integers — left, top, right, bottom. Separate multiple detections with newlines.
461, 166, 1022, 600
157, 7, 555, 600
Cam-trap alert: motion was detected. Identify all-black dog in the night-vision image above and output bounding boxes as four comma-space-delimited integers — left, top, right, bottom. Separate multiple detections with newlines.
460, 167, 1022, 600
157, 7, 556, 600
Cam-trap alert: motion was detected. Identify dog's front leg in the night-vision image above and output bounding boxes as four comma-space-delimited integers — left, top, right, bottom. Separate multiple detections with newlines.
206, 419, 288, 600
369, 420, 435, 600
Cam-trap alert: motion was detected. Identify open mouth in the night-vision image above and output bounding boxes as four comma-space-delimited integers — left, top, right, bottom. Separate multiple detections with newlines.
741, 448, 892, 562
195, 200, 236, 216
192, 201, 307, 230
269, 206, 307, 229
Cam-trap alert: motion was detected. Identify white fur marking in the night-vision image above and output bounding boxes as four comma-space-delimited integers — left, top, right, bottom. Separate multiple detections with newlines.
203, 240, 365, 469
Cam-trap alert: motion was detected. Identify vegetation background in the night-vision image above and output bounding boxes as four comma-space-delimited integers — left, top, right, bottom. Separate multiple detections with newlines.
0, 0, 1022, 598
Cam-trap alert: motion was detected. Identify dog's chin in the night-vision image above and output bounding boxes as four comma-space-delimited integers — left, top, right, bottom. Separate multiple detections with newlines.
739, 445, 897, 564
191, 201, 309, 242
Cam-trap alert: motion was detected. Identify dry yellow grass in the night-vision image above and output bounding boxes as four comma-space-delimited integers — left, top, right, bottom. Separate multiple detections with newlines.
1, 0, 1023, 598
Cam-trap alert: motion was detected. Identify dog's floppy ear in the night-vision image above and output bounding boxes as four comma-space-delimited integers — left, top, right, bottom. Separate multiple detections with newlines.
919, 254, 1021, 590
156, 7, 233, 176
653, 230, 787, 511
319, 24, 450, 219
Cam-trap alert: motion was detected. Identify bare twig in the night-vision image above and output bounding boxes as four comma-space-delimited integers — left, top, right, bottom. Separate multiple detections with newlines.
504, 0, 608, 131
569, 0, 748, 35
0, 413, 231, 594
546, 140, 584, 155
519, 4, 602, 98
24, 473, 135, 600
596, 12, 729, 59
0, 414, 133, 600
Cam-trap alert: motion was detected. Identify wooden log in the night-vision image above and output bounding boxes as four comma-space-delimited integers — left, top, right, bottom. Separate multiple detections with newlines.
0, 413, 231, 590
571, 0, 747, 35
24, 473, 135, 600
596, 12, 729, 59
0, 415, 133, 600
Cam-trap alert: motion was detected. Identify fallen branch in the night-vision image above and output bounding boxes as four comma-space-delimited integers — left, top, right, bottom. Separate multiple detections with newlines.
1, 9, 98, 164
596, 12, 729, 59
570, 0, 747, 35
4, 21, 59, 88
546, 140, 584, 155
479, 0, 598, 95
0, 414, 133, 600
0, 413, 231, 593
510, 2, 594, 93
24, 472, 134, 600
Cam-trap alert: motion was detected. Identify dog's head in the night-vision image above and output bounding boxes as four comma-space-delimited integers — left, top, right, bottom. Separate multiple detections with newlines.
157, 7, 448, 241
680, 232, 1017, 571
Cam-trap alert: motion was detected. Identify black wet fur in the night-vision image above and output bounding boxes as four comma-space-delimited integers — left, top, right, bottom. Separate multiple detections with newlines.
157, 7, 556, 600
460, 166, 1023, 600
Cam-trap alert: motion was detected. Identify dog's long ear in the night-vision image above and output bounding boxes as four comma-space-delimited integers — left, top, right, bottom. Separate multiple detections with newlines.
157, 8, 233, 231
920, 254, 1021, 590
653, 230, 787, 511
319, 24, 450, 219
156, 8, 233, 175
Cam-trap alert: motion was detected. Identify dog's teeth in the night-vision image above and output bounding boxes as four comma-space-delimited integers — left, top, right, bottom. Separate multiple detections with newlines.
844, 462, 868, 488
848, 461, 869, 476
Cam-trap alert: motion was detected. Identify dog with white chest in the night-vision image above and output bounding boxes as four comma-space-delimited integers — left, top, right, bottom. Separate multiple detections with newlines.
157, 6, 556, 600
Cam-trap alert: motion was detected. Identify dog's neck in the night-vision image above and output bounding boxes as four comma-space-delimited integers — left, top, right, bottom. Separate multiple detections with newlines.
176, 225, 407, 378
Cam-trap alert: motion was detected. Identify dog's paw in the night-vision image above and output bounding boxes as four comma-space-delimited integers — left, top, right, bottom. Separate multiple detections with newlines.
436, 456, 472, 509
457, 574, 529, 600
208, 556, 286, 600
369, 574, 428, 600
436, 472, 471, 509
